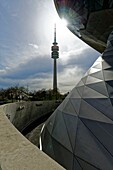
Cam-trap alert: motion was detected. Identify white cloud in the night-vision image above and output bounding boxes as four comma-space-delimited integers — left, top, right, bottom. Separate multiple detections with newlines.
29, 43, 39, 49
58, 66, 85, 93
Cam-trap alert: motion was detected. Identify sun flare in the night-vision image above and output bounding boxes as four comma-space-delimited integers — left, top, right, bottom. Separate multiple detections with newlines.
52, 17, 68, 39
61, 19, 68, 26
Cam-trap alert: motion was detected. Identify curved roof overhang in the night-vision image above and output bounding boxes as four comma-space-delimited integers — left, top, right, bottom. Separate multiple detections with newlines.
54, 0, 113, 53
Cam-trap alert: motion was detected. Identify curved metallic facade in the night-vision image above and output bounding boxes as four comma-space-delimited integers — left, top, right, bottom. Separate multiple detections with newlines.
41, 32, 113, 169
54, 0, 113, 52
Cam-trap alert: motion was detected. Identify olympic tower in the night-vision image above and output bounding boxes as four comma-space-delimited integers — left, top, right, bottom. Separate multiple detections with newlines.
51, 24, 59, 94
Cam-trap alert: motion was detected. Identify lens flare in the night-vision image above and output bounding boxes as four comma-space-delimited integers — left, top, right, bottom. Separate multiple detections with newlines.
61, 19, 68, 26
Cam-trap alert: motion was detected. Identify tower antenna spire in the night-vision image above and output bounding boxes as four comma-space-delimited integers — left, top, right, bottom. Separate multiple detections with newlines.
54, 23, 56, 44
53, 23, 57, 45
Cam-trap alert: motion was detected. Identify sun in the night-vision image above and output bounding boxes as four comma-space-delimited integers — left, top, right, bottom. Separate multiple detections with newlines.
55, 18, 68, 29
53, 18, 68, 38
61, 19, 68, 27
44, 9, 75, 52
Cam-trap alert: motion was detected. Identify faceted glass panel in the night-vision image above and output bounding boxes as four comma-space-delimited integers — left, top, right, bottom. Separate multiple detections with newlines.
82, 86, 107, 98
63, 100, 77, 116
63, 113, 78, 151
70, 98, 81, 114
79, 99, 112, 123
87, 81, 109, 97
73, 156, 82, 170
90, 71, 104, 80
41, 128, 55, 159
52, 138, 73, 170
86, 76, 103, 85
76, 158, 100, 170
75, 119, 113, 170
52, 112, 73, 152
81, 119, 113, 155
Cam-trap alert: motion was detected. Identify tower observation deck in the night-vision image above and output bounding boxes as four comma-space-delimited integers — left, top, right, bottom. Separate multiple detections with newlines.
51, 24, 59, 94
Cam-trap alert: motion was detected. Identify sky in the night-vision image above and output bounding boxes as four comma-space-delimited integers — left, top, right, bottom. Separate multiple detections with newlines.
0, 0, 100, 93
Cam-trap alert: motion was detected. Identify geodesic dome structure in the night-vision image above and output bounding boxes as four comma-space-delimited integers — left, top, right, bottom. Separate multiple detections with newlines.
41, 32, 113, 170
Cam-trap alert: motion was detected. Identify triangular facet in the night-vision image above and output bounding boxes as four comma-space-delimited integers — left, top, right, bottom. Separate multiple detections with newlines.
76, 158, 100, 170
93, 63, 102, 69
70, 98, 81, 115
103, 69, 113, 81
57, 98, 69, 111
76, 85, 85, 97
75, 119, 112, 170
105, 80, 113, 87
79, 99, 112, 123
81, 118, 113, 156
90, 71, 104, 80
87, 81, 109, 97
46, 112, 57, 134
88, 67, 101, 74
102, 60, 111, 70
63, 99, 77, 116
41, 128, 55, 159
69, 88, 81, 99
63, 113, 78, 151
81, 76, 88, 84
52, 111, 73, 152
110, 98, 113, 107
86, 76, 103, 85
76, 80, 84, 87
84, 98, 113, 121
82, 86, 107, 98
73, 156, 82, 170
105, 83, 113, 97
52, 137, 73, 170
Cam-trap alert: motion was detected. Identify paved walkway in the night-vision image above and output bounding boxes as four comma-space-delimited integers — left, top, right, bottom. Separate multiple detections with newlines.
0, 105, 64, 170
